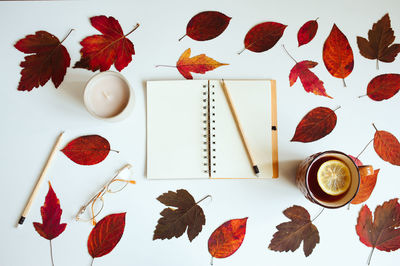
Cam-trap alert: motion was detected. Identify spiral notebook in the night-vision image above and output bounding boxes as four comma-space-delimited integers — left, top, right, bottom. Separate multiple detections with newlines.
146, 79, 278, 179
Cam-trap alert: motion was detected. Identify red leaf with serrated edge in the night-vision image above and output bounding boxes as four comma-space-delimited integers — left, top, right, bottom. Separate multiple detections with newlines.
182, 11, 231, 41
298, 19, 318, 47
74, 16, 138, 72
243, 22, 287, 53
373, 129, 400, 166
14, 31, 71, 91
323, 24, 354, 86
61, 135, 111, 165
33, 182, 66, 240
291, 107, 337, 143
356, 199, 400, 264
366, 74, 400, 101
208, 218, 248, 259
87, 213, 126, 258
176, 48, 228, 79
289, 60, 332, 98
351, 169, 379, 204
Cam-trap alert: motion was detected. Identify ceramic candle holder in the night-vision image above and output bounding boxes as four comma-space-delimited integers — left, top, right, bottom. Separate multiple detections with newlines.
84, 71, 134, 122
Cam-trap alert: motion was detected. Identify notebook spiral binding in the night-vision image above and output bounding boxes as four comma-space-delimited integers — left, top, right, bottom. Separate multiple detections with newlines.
202, 85, 208, 174
201, 83, 217, 176
210, 84, 216, 174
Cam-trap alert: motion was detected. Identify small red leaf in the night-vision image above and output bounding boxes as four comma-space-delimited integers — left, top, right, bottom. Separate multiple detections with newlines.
351, 169, 379, 204
291, 107, 337, 143
14, 31, 71, 91
366, 74, 400, 101
356, 199, 400, 264
243, 22, 287, 53
33, 182, 67, 240
61, 135, 111, 165
176, 48, 228, 79
184, 11, 231, 41
289, 60, 332, 98
323, 24, 354, 86
298, 19, 318, 47
87, 213, 126, 258
74, 15, 138, 72
348, 155, 363, 166
373, 129, 400, 166
208, 218, 248, 259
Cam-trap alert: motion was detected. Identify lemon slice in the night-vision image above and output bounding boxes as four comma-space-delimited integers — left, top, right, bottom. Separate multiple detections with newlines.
317, 160, 351, 196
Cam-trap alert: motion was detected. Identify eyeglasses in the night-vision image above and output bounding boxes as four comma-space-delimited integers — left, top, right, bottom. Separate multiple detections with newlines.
75, 164, 135, 225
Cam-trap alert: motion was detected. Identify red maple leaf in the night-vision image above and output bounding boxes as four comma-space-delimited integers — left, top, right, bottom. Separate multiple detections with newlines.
33, 182, 67, 240
289, 60, 332, 98
14, 30, 71, 91
356, 198, 400, 264
74, 16, 139, 72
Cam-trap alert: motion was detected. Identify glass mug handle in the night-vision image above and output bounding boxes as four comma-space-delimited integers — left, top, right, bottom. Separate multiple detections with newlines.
358, 165, 373, 176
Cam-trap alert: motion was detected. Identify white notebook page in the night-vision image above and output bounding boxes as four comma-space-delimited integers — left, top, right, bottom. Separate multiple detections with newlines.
210, 80, 273, 178
147, 80, 209, 179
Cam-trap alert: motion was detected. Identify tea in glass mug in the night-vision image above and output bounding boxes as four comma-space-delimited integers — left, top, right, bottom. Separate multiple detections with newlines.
296, 151, 366, 208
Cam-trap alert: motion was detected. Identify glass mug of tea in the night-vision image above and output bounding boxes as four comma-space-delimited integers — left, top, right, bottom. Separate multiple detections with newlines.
296, 151, 371, 208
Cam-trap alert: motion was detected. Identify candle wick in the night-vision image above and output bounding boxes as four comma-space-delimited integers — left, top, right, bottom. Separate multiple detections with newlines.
103, 91, 111, 100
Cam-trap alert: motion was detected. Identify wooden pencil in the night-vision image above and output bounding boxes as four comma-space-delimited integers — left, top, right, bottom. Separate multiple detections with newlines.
17, 131, 65, 226
220, 80, 260, 176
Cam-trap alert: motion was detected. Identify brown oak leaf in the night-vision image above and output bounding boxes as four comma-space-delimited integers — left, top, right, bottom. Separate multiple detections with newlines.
153, 189, 207, 242
357, 13, 400, 70
269, 205, 319, 257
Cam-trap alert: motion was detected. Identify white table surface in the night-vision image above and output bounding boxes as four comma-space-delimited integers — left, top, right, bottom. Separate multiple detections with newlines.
0, 0, 399, 265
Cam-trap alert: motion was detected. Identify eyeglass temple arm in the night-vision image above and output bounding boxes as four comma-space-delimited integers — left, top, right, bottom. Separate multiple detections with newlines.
75, 164, 132, 220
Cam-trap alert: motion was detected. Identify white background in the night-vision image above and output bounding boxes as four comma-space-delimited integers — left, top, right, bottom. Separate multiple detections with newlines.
0, 0, 399, 265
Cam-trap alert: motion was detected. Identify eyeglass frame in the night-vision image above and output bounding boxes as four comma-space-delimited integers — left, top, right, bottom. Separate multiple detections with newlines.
75, 163, 135, 224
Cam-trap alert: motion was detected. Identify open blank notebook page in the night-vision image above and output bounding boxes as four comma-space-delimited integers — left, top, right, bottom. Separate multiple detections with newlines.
146, 80, 278, 179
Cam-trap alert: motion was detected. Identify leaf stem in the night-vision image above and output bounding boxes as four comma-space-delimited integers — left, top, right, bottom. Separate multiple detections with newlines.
237, 47, 246, 55
124, 23, 140, 37
281, 44, 298, 63
355, 138, 374, 160
367, 247, 375, 265
342, 78, 347, 87
311, 207, 325, 222
196, 195, 212, 205
333, 105, 341, 112
49, 240, 55, 266
155, 65, 177, 68
178, 34, 187, 41
60, 29, 74, 44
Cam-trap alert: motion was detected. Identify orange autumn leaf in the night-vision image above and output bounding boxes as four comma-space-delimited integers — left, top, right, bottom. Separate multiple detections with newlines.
208, 218, 248, 259
176, 48, 228, 79
323, 24, 354, 86
351, 169, 380, 204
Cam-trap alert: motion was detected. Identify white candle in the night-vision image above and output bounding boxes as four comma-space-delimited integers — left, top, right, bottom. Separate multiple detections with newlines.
84, 71, 134, 121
